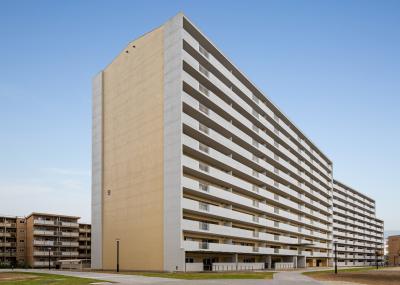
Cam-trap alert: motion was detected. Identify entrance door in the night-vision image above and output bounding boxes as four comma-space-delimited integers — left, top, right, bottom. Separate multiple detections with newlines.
203, 258, 212, 271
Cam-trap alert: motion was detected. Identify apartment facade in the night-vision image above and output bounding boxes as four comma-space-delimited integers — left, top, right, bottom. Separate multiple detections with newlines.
387, 235, 400, 266
79, 224, 91, 260
0, 216, 26, 267
92, 13, 337, 272
332, 181, 384, 267
25, 213, 81, 268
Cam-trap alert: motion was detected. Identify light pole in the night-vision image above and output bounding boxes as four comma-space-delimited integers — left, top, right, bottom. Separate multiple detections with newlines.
116, 239, 120, 272
48, 247, 51, 270
334, 241, 338, 274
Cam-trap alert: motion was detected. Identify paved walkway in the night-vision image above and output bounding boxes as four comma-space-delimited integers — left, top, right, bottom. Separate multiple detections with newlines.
0, 269, 326, 285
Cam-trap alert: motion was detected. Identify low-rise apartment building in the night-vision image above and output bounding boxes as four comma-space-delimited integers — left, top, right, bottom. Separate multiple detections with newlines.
79, 223, 91, 260
0, 216, 26, 267
387, 235, 400, 266
332, 180, 384, 267
0, 213, 91, 268
26, 213, 80, 268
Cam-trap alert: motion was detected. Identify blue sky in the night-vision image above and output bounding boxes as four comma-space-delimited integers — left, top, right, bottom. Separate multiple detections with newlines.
0, 0, 399, 229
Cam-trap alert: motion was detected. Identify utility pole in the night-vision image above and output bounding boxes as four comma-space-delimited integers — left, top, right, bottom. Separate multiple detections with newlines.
334, 241, 338, 274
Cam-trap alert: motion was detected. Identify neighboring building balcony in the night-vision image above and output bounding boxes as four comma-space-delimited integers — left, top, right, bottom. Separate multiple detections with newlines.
0, 223, 15, 228
0, 252, 16, 257
58, 241, 79, 247
33, 219, 56, 226
33, 261, 55, 267
34, 240, 54, 246
0, 232, 15, 238
60, 222, 79, 228
33, 230, 55, 236
59, 231, 79, 237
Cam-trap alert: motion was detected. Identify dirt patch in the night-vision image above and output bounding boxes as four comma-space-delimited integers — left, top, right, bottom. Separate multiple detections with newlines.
0, 272, 38, 281
310, 270, 400, 285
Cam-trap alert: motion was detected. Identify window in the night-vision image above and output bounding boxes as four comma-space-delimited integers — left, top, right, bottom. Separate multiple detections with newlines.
199, 65, 209, 77
199, 202, 209, 211
252, 124, 259, 133
252, 139, 259, 148
185, 257, 194, 263
252, 109, 259, 118
199, 45, 209, 58
199, 84, 209, 96
199, 103, 209, 115
199, 183, 209, 192
199, 123, 209, 134
252, 94, 259, 103
199, 143, 209, 153
199, 222, 209, 230
253, 200, 259, 207
199, 163, 209, 172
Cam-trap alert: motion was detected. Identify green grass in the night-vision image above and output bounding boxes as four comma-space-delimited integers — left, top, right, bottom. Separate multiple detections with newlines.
304, 266, 379, 275
129, 271, 275, 279
0, 272, 106, 285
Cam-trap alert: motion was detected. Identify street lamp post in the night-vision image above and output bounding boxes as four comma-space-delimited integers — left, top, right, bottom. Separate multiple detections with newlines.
334, 241, 338, 274
116, 239, 120, 272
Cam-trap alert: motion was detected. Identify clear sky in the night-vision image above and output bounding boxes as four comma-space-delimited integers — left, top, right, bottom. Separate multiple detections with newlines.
0, 0, 399, 229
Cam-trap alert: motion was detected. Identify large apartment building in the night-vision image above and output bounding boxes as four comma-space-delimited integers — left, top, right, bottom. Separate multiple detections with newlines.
92, 13, 337, 272
332, 181, 384, 266
0, 213, 91, 268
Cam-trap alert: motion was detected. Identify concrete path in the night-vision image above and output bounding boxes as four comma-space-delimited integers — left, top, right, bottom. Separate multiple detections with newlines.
0, 269, 326, 285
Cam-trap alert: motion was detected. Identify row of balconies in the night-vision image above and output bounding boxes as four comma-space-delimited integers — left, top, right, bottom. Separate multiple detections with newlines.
181, 67, 331, 193
182, 51, 332, 188
183, 154, 331, 224
182, 128, 332, 216
0, 223, 16, 228
182, 176, 331, 232
333, 199, 375, 219
33, 230, 79, 237
183, 240, 329, 257
332, 192, 375, 215
182, 197, 331, 241
182, 29, 332, 176
182, 110, 331, 211
0, 232, 15, 237
33, 219, 79, 227
182, 219, 330, 250
0, 242, 15, 247
333, 212, 384, 232
333, 184, 375, 208
333, 230, 383, 243
334, 223, 383, 239
33, 251, 79, 256
335, 239, 383, 248
181, 86, 331, 201
33, 240, 79, 247
333, 207, 382, 227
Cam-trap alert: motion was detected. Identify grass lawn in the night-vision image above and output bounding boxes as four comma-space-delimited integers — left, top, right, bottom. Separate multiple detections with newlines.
0, 272, 106, 285
103, 271, 275, 280
304, 267, 400, 285
304, 266, 378, 275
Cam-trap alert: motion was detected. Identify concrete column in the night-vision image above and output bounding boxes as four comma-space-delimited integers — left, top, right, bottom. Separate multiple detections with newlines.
234, 253, 238, 270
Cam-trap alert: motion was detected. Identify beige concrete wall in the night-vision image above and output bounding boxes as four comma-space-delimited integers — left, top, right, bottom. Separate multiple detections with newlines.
16, 218, 26, 266
101, 26, 165, 271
